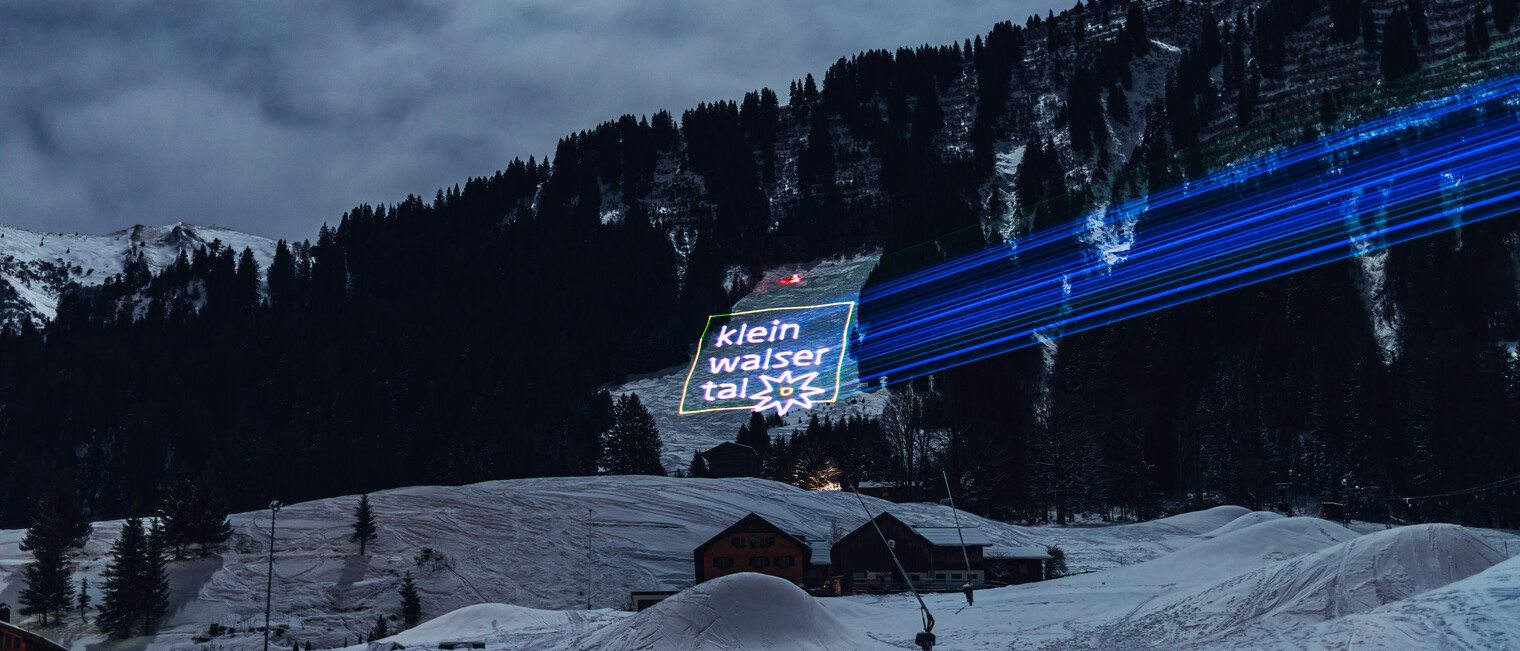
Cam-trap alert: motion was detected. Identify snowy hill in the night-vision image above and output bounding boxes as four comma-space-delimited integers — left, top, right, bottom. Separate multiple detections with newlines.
3, 477, 1514, 650
0, 222, 276, 327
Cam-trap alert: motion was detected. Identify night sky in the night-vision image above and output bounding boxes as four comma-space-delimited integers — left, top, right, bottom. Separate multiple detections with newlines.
1, 0, 1068, 241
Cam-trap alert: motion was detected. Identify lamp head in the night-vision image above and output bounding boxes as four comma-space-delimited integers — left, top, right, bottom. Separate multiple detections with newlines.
269, 500, 282, 512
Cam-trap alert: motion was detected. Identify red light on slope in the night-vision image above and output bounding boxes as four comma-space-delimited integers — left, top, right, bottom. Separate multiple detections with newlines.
779, 274, 802, 285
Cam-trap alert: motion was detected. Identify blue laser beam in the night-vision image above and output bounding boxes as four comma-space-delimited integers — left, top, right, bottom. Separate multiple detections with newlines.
849, 72, 1520, 389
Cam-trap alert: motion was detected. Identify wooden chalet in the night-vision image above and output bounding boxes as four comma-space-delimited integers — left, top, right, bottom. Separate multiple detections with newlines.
829, 512, 992, 594
700, 442, 760, 478
984, 546, 1053, 585
694, 513, 828, 587
0, 621, 69, 651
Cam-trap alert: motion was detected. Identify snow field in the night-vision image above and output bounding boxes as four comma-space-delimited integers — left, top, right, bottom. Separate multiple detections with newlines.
2, 479, 1517, 650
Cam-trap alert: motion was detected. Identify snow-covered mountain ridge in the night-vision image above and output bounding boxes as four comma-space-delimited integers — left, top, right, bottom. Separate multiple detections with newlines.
0, 222, 276, 327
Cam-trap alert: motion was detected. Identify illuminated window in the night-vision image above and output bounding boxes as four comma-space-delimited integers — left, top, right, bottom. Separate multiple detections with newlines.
713, 556, 734, 569
749, 556, 770, 569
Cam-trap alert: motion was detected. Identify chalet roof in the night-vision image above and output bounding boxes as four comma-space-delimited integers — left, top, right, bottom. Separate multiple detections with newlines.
702, 441, 757, 455
696, 512, 809, 554
985, 545, 1054, 560
912, 526, 993, 547
0, 621, 70, 651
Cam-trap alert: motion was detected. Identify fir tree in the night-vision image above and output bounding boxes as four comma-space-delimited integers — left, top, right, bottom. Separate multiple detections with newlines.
95, 517, 169, 638
398, 575, 422, 628
369, 614, 389, 640
600, 393, 666, 475
349, 494, 378, 555
77, 578, 89, 624
158, 475, 233, 558
19, 486, 91, 626
1380, 10, 1420, 80
1496, 0, 1518, 33
688, 451, 709, 478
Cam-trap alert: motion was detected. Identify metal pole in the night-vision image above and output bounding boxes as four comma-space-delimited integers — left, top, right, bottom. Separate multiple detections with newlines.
587, 509, 593, 610
942, 471, 973, 578
265, 500, 281, 651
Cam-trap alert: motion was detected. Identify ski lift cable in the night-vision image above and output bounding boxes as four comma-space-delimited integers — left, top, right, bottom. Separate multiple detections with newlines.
942, 470, 974, 579
852, 489, 935, 635
1374, 474, 1520, 502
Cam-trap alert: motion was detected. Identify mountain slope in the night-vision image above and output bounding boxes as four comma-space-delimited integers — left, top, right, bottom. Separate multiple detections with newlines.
0, 222, 276, 327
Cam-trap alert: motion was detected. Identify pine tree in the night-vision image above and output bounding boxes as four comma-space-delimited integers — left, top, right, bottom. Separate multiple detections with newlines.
77, 578, 89, 623
94, 517, 169, 638
600, 393, 666, 475
1126, 1, 1150, 56
1467, 9, 1493, 54
1381, 10, 1420, 80
369, 614, 389, 640
398, 575, 422, 628
1495, 0, 1518, 33
157, 474, 233, 558
688, 451, 709, 478
19, 486, 91, 626
156, 479, 195, 559
349, 494, 379, 555
1106, 83, 1130, 125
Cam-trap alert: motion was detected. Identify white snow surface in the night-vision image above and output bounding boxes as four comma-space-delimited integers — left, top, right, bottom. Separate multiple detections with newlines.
1, 477, 1516, 650
573, 573, 892, 650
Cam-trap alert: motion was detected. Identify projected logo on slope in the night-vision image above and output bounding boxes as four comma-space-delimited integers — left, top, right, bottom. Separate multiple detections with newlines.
680, 302, 855, 416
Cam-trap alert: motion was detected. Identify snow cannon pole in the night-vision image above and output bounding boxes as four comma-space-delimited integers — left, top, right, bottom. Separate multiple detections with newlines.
942, 471, 974, 592
852, 489, 935, 647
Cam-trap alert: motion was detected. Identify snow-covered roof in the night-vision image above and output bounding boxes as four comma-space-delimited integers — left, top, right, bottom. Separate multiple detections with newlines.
986, 546, 1054, 560
913, 526, 992, 547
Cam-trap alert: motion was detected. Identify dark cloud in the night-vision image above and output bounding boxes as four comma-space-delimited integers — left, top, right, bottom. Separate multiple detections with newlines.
0, 0, 1066, 241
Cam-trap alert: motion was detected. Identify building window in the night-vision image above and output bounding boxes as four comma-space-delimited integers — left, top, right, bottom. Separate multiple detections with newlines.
749, 556, 770, 569
713, 556, 734, 569
759, 536, 775, 548
731, 537, 744, 548
775, 556, 795, 568
951, 573, 961, 580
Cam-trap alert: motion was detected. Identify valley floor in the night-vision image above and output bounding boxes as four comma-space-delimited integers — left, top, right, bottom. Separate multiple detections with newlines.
2, 476, 1517, 650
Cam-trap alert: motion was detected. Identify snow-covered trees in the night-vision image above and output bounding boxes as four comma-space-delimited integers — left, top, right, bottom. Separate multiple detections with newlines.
95, 517, 169, 638
601, 393, 665, 475
350, 494, 378, 555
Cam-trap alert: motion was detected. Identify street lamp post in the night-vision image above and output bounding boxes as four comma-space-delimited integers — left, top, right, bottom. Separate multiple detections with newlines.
264, 500, 282, 651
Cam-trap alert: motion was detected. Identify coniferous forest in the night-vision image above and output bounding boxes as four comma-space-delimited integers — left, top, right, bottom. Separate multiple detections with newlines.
3, 0, 1520, 529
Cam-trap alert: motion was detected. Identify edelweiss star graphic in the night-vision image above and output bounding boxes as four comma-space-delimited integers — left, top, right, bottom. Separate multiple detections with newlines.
749, 370, 828, 416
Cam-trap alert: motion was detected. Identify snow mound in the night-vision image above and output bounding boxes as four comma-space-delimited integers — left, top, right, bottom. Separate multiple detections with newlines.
1307, 555, 1520, 649
379, 603, 588, 647
1072, 516, 1356, 588
579, 573, 893, 650
1200, 510, 1284, 539
1146, 505, 1253, 535
1107, 523, 1507, 648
